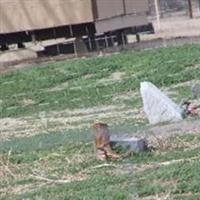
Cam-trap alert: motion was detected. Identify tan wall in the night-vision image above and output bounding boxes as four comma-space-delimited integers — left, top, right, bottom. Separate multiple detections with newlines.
95, 0, 124, 20
0, 0, 94, 33
95, 0, 148, 20
95, 13, 148, 33
125, 0, 148, 14
95, 0, 149, 33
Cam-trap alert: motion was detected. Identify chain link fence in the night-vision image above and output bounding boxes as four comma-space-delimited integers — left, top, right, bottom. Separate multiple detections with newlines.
148, 0, 200, 19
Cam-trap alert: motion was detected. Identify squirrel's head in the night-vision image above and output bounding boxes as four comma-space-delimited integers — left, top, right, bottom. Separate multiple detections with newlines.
91, 122, 108, 129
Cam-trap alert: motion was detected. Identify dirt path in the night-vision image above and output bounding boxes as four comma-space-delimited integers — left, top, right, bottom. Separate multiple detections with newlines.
147, 119, 200, 137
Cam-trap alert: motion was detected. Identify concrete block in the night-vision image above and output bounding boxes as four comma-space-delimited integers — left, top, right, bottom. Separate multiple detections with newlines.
110, 135, 147, 152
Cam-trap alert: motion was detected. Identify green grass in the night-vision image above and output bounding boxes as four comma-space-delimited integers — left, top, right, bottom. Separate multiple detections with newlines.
1, 44, 200, 118
1, 44, 200, 199
1, 132, 200, 199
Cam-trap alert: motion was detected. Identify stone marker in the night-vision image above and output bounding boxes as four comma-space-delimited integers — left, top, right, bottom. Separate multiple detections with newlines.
192, 83, 200, 98
110, 135, 147, 152
140, 81, 183, 124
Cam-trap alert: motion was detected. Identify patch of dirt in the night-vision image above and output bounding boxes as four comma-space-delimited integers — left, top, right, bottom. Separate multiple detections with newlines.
0, 172, 87, 197
0, 118, 27, 133
112, 91, 139, 101
141, 16, 200, 40
45, 81, 69, 92
110, 71, 125, 81
0, 105, 142, 140
169, 80, 196, 89
50, 105, 120, 117
97, 71, 125, 85
138, 192, 172, 200
185, 64, 200, 71
147, 119, 200, 138
0, 183, 47, 197
112, 156, 200, 176
22, 98, 35, 106
1, 99, 200, 144
83, 74, 94, 79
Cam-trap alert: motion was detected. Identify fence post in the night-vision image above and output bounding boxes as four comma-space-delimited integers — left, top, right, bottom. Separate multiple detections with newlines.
188, 0, 193, 18
198, 0, 200, 15
154, 0, 160, 31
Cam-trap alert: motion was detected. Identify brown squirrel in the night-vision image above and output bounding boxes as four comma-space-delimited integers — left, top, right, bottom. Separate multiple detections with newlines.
91, 122, 133, 160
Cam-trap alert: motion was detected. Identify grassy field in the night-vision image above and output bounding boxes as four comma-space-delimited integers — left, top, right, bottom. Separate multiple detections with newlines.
1, 44, 200, 199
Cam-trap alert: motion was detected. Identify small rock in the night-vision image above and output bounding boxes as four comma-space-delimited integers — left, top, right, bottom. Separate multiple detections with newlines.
110, 136, 147, 152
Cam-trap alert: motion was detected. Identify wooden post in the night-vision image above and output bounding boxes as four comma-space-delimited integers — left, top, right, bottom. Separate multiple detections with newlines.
136, 33, 140, 43
122, 0, 126, 14
154, 0, 160, 31
199, 0, 200, 13
188, 0, 193, 18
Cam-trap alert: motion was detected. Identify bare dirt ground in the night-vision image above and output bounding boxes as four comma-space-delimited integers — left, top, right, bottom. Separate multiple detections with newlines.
0, 105, 141, 140
147, 118, 200, 138
144, 15, 200, 39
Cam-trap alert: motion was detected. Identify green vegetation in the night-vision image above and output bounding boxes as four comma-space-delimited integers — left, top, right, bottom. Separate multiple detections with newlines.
1, 132, 200, 199
1, 44, 200, 118
1, 44, 200, 199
